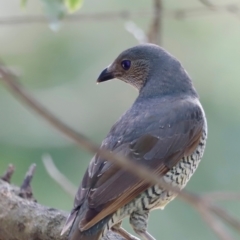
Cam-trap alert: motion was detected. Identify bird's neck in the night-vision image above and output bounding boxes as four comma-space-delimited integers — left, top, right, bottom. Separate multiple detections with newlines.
137, 65, 198, 100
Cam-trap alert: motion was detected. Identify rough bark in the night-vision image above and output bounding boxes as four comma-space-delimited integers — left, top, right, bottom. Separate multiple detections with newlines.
0, 179, 123, 240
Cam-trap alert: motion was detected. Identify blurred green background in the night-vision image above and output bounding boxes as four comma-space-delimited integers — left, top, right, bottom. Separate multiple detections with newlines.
0, 0, 240, 239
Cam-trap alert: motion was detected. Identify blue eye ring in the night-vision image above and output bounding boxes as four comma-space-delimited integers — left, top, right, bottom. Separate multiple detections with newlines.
121, 60, 131, 70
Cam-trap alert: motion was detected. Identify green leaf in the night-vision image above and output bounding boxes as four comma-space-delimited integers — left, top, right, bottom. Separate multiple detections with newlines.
65, 0, 83, 13
40, 0, 67, 22
21, 0, 28, 7
38, 0, 67, 31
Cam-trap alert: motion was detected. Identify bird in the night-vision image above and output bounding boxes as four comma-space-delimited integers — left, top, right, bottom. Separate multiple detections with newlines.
61, 43, 207, 240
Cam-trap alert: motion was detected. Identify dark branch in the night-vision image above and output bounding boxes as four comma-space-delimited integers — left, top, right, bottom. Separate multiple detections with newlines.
148, 0, 162, 44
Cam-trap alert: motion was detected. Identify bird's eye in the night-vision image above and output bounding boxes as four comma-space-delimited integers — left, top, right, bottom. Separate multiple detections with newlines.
121, 60, 131, 70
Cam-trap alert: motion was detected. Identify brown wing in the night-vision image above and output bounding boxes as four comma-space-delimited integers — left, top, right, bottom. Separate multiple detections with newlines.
66, 98, 205, 233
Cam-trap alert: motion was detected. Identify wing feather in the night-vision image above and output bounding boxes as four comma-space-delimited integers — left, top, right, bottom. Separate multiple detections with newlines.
69, 98, 205, 232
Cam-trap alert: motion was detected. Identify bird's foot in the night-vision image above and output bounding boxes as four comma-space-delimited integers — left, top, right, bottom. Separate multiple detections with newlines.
130, 211, 156, 240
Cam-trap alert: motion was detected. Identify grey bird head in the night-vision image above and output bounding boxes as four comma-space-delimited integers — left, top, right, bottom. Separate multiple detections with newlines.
97, 43, 197, 98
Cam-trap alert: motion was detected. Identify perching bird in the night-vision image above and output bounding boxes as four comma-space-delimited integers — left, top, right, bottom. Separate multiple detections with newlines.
62, 44, 207, 240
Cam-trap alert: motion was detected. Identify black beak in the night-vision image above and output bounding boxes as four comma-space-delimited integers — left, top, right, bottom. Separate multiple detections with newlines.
97, 68, 114, 83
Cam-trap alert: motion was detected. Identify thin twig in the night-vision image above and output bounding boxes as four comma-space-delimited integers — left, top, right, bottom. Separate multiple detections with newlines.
211, 205, 240, 233
0, 63, 240, 239
1, 164, 15, 183
0, 3, 239, 26
19, 163, 36, 200
174, 4, 240, 19
199, 206, 234, 240
42, 154, 77, 197
148, 0, 162, 44
204, 192, 240, 201
0, 11, 145, 25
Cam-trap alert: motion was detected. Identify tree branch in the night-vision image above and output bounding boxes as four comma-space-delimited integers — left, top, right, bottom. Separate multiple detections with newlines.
148, 0, 162, 44
0, 178, 124, 240
0, 3, 239, 26
0, 178, 67, 240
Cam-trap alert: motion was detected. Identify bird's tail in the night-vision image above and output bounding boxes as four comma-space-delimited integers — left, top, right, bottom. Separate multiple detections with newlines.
62, 200, 111, 240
